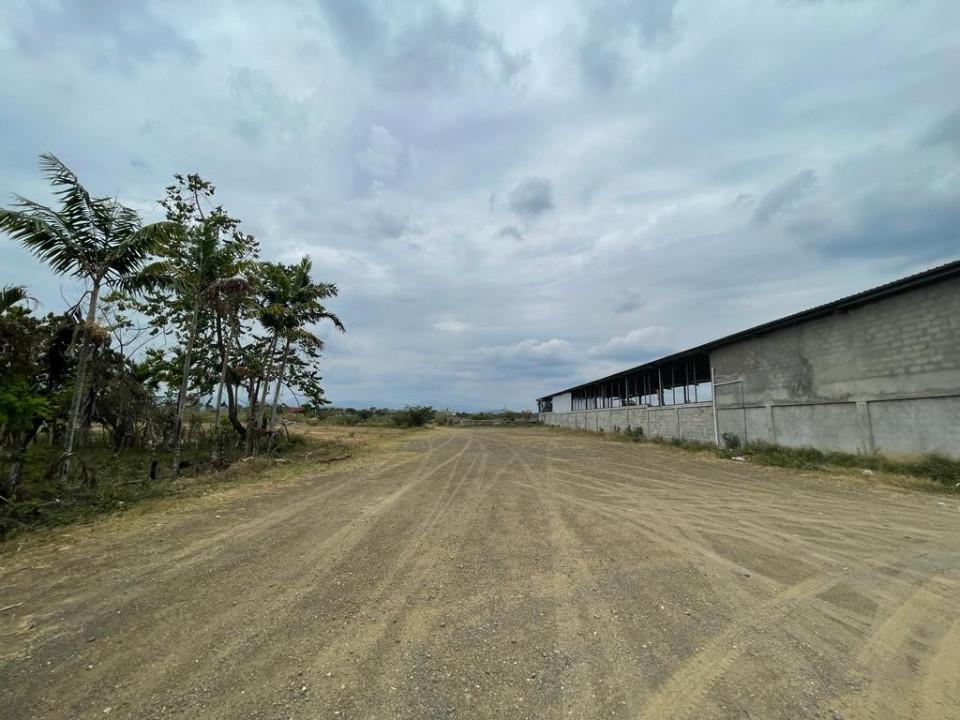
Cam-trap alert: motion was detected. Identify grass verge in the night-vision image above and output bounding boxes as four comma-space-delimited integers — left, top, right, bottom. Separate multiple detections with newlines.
0, 433, 351, 541
719, 441, 960, 488
544, 424, 960, 490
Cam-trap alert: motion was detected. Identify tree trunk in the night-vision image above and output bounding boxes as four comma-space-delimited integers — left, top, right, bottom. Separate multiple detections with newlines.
251, 337, 277, 457
211, 318, 235, 465
172, 300, 202, 478
244, 378, 258, 455
60, 281, 101, 483
265, 337, 291, 454
6, 456, 23, 499
7, 420, 43, 498
226, 380, 246, 441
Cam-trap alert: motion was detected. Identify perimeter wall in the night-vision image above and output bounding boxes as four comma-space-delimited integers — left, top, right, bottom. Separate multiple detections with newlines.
711, 275, 960, 458
539, 402, 715, 444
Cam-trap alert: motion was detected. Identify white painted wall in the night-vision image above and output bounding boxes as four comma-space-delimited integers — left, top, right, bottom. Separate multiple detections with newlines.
552, 392, 572, 413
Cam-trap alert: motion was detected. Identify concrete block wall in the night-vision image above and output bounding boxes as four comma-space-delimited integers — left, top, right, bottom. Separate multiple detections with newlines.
711, 276, 960, 458
539, 402, 715, 444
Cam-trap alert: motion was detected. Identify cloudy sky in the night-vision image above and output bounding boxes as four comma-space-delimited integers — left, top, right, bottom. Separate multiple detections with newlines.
1, 0, 958, 410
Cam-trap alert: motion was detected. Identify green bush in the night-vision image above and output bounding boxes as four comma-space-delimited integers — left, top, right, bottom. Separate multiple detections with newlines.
735, 442, 960, 487
622, 425, 644, 442
720, 432, 741, 450
392, 405, 435, 428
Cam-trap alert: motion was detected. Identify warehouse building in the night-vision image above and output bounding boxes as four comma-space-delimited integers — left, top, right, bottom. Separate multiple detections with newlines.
537, 260, 960, 458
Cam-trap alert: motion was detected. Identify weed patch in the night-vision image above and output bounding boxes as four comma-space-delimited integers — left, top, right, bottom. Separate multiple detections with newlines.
605, 426, 960, 490
0, 434, 348, 540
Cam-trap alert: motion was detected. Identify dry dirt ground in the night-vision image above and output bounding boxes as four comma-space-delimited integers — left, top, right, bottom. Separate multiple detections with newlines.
1, 427, 959, 720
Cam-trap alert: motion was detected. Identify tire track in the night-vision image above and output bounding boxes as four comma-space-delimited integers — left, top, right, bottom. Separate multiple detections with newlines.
833, 573, 960, 720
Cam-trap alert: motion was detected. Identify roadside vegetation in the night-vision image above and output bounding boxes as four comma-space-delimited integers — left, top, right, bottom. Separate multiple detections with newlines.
308, 407, 536, 428
561, 425, 960, 490
719, 441, 960, 488
309, 405, 437, 428
435, 409, 537, 425
0, 154, 344, 538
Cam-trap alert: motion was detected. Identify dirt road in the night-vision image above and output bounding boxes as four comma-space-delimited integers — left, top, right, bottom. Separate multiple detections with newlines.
1, 428, 958, 720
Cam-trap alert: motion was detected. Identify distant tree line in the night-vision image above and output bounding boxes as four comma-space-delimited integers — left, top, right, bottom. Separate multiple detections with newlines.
310, 406, 535, 428
311, 406, 436, 428
0, 154, 344, 505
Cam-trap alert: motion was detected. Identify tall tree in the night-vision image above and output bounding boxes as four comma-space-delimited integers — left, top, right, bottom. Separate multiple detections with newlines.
209, 276, 249, 464
0, 154, 174, 480
257, 257, 344, 452
133, 174, 257, 476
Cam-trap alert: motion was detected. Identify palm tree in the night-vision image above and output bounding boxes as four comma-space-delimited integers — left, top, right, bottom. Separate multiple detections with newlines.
0, 285, 31, 315
258, 257, 344, 452
0, 154, 174, 480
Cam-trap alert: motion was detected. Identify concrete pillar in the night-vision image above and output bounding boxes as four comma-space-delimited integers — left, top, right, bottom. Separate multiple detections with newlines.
856, 401, 876, 455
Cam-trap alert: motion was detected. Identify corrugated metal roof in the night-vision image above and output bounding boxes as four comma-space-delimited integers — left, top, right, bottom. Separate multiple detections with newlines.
537, 258, 960, 401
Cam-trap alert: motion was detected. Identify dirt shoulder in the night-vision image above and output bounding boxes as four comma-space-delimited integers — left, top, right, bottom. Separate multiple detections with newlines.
1, 427, 958, 719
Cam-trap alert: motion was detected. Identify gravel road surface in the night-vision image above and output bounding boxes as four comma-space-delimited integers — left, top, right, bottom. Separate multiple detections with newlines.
2, 428, 958, 719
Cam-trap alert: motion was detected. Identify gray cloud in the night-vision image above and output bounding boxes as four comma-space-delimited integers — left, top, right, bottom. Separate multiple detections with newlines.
317, 0, 529, 93
924, 109, 960, 152
804, 192, 960, 260
13, 0, 198, 68
613, 293, 645, 315
365, 208, 410, 240
1, 0, 958, 410
752, 169, 818, 225
507, 177, 554, 221
578, 0, 679, 90
497, 225, 523, 241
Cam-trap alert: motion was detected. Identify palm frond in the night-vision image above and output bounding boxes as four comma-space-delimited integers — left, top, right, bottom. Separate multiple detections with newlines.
38, 152, 99, 242
0, 285, 30, 314
105, 220, 179, 279
318, 309, 346, 333
291, 327, 324, 349
0, 207, 84, 276
121, 259, 174, 295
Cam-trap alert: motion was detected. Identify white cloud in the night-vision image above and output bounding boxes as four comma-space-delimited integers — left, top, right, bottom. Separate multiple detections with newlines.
588, 327, 673, 360
434, 319, 469, 332
1, 0, 959, 409
357, 125, 404, 185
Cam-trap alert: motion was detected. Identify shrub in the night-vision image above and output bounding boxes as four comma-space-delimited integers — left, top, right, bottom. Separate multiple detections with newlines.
623, 425, 644, 442
392, 405, 435, 428
720, 432, 741, 450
